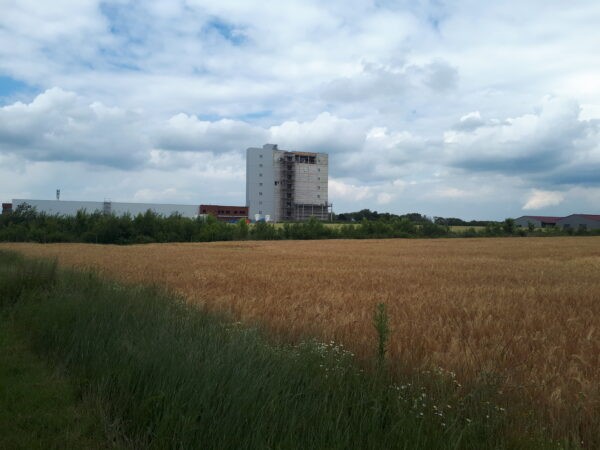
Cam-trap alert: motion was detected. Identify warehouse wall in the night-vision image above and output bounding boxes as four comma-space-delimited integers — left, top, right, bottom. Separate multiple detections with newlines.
557, 215, 600, 230
12, 199, 199, 218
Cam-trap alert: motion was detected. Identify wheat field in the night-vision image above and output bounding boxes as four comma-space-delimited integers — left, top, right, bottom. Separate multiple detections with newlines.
3, 237, 600, 439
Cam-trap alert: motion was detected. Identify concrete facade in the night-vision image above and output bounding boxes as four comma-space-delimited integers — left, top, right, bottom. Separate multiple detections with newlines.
12, 199, 199, 218
246, 144, 277, 221
246, 144, 329, 221
556, 214, 600, 231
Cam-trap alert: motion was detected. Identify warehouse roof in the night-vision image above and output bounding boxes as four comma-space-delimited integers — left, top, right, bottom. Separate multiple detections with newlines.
561, 214, 600, 222
518, 216, 563, 223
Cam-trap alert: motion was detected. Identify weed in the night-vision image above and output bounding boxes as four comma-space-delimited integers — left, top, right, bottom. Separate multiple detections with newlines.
373, 302, 390, 368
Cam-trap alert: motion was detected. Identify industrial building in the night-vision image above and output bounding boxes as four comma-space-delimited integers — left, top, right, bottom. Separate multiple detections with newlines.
514, 214, 600, 231
556, 214, 600, 231
246, 143, 330, 222
514, 216, 562, 228
9, 199, 201, 218
199, 205, 249, 223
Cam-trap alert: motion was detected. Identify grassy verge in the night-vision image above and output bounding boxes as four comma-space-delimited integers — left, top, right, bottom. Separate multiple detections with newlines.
0, 315, 115, 449
0, 250, 564, 449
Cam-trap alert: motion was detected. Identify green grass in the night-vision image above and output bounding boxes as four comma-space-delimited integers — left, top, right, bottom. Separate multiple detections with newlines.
448, 226, 486, 232
266, 222, 348, 230
0, 250, 565, 449
0, 315, 114, 450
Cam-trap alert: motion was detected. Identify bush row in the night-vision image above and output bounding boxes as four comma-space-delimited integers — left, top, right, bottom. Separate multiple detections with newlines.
1, 204, 597, 244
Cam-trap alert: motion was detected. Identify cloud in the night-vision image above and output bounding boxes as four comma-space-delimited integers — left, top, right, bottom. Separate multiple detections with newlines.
422, 60, 459, 92
522, 189, 565, 210
329, 179, 373, 201
329, 126, 434, 182
146, 150, 245, 179
364, 127, 427, 164
453, 111, 485, 131
156, 114, 267, 153
376, 192, 394, 205
268, 112, 366, 154
0, 87, 148, 168
434, 187, 473, 199
321, 59, 458, 103
329, 178, 406, 208
132, 187, 179, 203
204, 18, 248, 46
445, 96, 599, 183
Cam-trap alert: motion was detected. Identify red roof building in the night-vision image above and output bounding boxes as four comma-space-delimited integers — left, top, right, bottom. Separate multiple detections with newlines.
199, 205, 248, 223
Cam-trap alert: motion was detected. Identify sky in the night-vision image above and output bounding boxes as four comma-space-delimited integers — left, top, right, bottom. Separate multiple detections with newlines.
1, 0, 599, 220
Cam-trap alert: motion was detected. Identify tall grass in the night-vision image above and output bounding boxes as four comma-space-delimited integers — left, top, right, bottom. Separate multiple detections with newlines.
0, 250, 560, 449
0, 314, 113, 449
0, 251, 56, 307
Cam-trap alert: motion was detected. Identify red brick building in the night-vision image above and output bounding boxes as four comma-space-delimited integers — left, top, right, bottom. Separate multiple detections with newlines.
199, 205, 249, 223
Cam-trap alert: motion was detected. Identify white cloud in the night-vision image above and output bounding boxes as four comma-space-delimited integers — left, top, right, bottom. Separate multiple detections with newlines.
453, 111, 485, 131
329, 179, 373, 201
522, 190, 565, 210
320, 59, 458, 112
156, 114, 267, 153
329, 178, 406, 209
444, 96, 600, 183
376, 192, 394, 205
434, 188, 473, 199
268, 113, 366, 154
132, 188, 179, 203
0, 87, 148, 168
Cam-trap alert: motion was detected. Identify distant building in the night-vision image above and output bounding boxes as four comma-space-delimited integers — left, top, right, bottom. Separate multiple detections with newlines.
246, 143, 330, 222
1, 203, 12, 215
514, 216, 562, 228
556, 214, 600, 231
199, 205, 248, 223
10, 199, 199, 218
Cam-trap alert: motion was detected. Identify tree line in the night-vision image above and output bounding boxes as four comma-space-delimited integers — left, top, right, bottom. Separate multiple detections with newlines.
0, 203, 595, 244
335, 209, 491, 227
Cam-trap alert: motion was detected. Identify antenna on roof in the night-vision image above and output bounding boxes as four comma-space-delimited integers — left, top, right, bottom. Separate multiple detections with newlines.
56, 189, 60, 201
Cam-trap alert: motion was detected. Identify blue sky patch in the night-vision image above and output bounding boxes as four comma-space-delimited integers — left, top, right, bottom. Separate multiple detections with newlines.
0, 76, 34, 103
237, 110, 273, 121
196, 113, 225, 122
100, 2, 148, 51
205, 18, 247, 45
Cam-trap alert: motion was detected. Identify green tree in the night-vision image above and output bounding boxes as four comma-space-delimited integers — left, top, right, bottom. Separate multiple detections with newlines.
235, 219, 249, 239
502, 218, 515, 235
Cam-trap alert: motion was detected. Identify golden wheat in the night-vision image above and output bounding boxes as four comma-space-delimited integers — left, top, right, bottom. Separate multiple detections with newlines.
4, 237, 600, 439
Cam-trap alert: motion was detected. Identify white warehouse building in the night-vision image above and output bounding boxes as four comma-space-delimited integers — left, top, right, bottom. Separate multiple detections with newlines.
11, 199, 200, 218
246, 144, 330, 222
